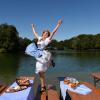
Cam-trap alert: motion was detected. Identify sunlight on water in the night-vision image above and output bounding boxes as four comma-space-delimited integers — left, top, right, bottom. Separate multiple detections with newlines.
0, 51, 100, 88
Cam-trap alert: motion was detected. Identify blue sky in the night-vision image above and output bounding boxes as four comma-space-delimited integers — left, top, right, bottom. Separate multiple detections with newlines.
0, 0, 100, 41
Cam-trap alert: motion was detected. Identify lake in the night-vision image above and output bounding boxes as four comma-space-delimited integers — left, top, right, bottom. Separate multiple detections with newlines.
0, 51, 100, 92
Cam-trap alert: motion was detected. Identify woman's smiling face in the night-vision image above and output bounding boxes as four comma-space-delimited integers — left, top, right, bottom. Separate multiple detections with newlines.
42, 30, 50, 39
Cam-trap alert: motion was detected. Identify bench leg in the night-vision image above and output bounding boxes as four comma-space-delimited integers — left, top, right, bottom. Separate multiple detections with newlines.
94, 77, 100, 86
94, 77, 96, 86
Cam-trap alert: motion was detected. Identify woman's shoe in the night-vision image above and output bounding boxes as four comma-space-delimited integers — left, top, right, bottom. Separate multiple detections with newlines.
40, 86, 46, 94
51, 60, 55, 67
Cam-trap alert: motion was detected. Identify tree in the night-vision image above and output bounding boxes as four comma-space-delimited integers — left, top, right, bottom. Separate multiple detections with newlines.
0, 23, 19, 52
94, 34, 100, 49
49, 39, 58, 50
18, 37, 32, 51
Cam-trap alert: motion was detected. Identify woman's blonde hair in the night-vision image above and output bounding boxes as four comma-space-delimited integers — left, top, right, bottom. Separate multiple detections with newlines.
42, 30, 50, 37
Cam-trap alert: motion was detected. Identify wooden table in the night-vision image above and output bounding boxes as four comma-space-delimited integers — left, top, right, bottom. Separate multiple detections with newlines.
48, 85, 59, 100
0, 76, 35, 100
91, 72, 100, 86
35, 84, 59, 100
0, 85, 9, 96
67, 82, 100, 100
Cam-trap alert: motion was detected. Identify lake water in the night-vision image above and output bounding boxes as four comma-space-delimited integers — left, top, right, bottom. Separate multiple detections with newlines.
0, 51, 100, 93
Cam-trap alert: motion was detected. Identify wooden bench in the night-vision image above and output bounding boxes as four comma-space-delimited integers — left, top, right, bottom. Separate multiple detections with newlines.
35, 84, 59, 100
34, 85, 46, 100
16, 76, 35, 80
48, 85, 59, 100
41, 91, 46, 100
0, 76, 35, 96
91, 72, 100, 86
0, 85, 9, 96
67, 82, 100, 100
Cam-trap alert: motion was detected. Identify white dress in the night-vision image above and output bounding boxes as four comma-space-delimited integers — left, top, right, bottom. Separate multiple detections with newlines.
35, 37, 52, 74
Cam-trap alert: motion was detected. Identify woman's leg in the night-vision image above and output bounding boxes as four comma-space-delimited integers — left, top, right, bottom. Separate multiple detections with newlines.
39, 71, 46, 91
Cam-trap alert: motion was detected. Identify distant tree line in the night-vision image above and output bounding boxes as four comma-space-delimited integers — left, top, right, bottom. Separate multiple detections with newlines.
0, 23, 100, 52
0, 23, 31, 52
51, 34, 100, 50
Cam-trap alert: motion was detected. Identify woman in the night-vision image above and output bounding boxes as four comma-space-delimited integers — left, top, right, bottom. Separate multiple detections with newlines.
31, 19, 62, 93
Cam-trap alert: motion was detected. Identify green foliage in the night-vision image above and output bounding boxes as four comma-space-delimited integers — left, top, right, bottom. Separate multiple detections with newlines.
48, 34, 100, 50
0, 23, 19, 52
49, 39, 58, 50
94, 34, 100, 49
0, 23, 32, 52
66, 34, 100, 50
18, 37, 32, 51
0, 23, 100, 52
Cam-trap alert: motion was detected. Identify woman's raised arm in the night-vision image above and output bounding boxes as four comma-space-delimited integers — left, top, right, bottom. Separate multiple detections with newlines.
31, 24, 39, 39
49, 19, 62, 40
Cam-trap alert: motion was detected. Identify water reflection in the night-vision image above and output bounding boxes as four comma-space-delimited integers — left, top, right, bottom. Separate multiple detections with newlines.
0, 53, 20, 84
0, 51, 100, 85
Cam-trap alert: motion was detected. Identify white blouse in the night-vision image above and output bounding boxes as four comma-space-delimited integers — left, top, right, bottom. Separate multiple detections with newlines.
37, 37, 51, 50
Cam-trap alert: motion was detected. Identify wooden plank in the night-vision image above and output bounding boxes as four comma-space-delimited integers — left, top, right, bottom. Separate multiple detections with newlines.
34, 85, 46, 100
34, 85, 41, 100
41, 91, 46, 100
48, 85, 59, 100
0, 85, 9, 96
91, 73, 100, 79
66, 90, 79, 100
91, 73, 100, 86
16, 76, 35, 80
0, 85, 6, 92
67, 82, 100, 100
0, 76, 35, 96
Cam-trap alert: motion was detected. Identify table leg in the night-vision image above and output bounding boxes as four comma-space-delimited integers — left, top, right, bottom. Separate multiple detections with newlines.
94, 77, 96, 86
94, 77, 100, 87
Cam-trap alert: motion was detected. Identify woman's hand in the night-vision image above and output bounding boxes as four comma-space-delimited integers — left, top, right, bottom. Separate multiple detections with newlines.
58, 19, 62, 26
31, 24, 35, 28
49, 19, 62, 40
31, 24, 39, 39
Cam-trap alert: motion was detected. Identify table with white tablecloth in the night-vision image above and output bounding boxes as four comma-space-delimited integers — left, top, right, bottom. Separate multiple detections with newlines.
0, 80, 34, 100
60, 81, 92, 100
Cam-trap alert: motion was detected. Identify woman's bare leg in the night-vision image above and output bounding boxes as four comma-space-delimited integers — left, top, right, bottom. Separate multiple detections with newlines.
39, 72, 46, 91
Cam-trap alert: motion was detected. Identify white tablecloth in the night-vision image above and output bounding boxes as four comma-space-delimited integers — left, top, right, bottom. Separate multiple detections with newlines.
0, 80, 34, 100
60, 81, 92, 100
